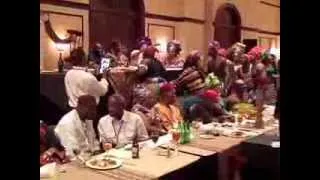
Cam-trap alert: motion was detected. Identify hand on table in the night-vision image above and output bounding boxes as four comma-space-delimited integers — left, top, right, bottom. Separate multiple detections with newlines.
102, 143, 113, 151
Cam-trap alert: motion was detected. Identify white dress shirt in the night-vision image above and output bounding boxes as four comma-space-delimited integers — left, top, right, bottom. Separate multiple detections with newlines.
55, 109, 100, 158
64, 69, 109, 107
98, 110, 149, 148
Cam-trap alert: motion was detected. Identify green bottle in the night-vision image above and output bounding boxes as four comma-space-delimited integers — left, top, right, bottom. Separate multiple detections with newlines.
184, 122, 191, 144
178, 122, 185, 144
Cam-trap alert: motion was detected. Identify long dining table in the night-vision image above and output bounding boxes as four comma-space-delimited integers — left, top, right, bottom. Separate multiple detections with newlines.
42, 148, 204, 180
41, 123, 278, 180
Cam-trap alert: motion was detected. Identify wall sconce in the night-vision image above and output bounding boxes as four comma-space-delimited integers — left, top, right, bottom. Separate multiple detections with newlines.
55, 43, 68, 72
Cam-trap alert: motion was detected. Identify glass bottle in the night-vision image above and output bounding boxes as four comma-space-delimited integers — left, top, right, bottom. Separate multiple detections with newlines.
132, 136, 139, 159
58, 53, 64, 73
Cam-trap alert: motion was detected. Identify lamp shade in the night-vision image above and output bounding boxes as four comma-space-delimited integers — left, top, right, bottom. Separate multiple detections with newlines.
55, 43, 68, 52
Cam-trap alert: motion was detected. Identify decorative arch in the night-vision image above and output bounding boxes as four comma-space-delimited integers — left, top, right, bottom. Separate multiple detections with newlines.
40, 12, 83, 54
89, 0, 145, 51
214, 3, 242, 48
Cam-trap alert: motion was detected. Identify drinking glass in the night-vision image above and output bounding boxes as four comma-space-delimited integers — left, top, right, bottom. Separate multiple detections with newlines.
103, 143, 112, 159
170, 129, 181, 156
150, 131, 160, 144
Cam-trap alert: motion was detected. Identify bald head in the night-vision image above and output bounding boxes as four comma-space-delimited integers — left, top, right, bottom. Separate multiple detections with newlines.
76, 95, 97, 121
78, 95, 96, 106
108, 94, 126, 120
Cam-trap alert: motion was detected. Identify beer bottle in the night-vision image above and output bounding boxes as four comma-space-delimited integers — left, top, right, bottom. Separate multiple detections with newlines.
132, 136, 139, 159
58, 55, 64, 73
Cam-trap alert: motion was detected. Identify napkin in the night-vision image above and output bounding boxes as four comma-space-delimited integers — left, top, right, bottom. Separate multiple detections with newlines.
199, 123, 213, 133
271, 141, 280, 148
140, 134, 173, 149
40, 162, 57, 178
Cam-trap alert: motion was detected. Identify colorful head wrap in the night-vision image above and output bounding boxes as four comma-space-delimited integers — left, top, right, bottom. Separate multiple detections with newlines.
232, 42, 246, 51
199, 89, 221, 103
183, 51, 201, 69
138, 36, 152, 48
160, 83, 176, 93
247, 46, 266, 62
143, 46, 158, 58
209, 41, 221, 50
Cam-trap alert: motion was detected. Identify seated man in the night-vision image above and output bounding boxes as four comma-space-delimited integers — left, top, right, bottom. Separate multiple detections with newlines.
55, 95, 100, 159
98, 94, 148, 149
40, 121, 69, 166
152, 83, 183, 131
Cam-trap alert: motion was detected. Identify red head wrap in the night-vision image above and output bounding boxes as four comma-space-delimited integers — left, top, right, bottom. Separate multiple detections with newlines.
160, 83, 176, 93
248, 46, 266, 62
199, 89, 221, 103
143, 46, 159, 58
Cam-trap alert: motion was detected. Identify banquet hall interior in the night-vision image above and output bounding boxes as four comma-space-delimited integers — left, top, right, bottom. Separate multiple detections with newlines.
40, 0, 280, 180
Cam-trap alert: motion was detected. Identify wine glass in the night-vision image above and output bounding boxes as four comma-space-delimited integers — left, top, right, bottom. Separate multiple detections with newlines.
102, 143, 113, 159
170, 128, 181, 156
150, 131, 160, 144
191, 120, 202, 137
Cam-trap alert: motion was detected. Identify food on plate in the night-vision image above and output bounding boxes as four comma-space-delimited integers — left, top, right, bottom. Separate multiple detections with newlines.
231, 131, 244, 137
90, 159, 98, 166
89, 159, 117, 168
221, 123, 233, 128
233, 103, 257, 120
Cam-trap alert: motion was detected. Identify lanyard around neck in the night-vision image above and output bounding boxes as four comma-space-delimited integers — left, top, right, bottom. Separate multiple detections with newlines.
112, 119, 124, 146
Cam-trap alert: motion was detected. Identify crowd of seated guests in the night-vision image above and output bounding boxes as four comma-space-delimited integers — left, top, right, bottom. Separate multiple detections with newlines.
40, 37, 280, 167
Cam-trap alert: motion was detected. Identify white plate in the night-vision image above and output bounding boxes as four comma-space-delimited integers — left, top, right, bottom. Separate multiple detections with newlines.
229, 131, 247, 138
199, 134, 215, 139
85, 157, 122, 170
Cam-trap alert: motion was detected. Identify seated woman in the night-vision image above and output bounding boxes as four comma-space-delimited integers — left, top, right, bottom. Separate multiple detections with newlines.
152, 83, 183, 132
105, 40, 129, 67
184, 89, 231, 124
160, 40, 184, 68
134, 46, 167, 108
40, 121, 69, 166
174, 50, 206, 95
137, 45, 166, 82
131, 84, 164, 135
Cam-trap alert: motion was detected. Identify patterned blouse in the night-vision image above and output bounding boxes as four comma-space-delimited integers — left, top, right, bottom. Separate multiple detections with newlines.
175, 67, 206, 95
